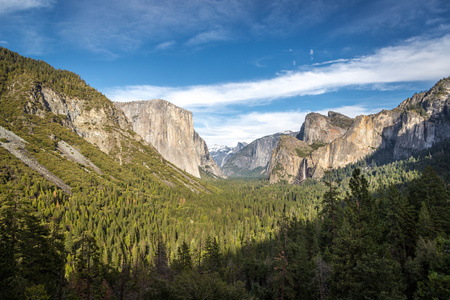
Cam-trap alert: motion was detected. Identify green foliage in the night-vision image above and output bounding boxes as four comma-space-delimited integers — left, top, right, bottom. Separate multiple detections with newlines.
295, 147, 312, 157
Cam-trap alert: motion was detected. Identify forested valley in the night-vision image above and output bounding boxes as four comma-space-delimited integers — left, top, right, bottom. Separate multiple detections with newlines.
1, 139, 449, 299
0, 48, 449, 299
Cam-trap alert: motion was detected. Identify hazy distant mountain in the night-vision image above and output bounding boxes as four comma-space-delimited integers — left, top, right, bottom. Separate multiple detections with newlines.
210, 142, 247, 168
221, 131, 298, 178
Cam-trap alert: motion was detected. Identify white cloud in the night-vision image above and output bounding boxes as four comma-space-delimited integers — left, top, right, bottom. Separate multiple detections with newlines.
107, 34, 450, 108
155, 41, 176, 51
0, 0, 54, 14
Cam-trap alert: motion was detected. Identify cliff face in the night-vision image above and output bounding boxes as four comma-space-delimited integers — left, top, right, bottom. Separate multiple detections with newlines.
24, 84, 141, 161
297, 111, 353, 145
310, 78, 450, 175
267, 136, 312, 184
222, 131, 297, 177
267, 77, 450, 183
116, 100, 225, 179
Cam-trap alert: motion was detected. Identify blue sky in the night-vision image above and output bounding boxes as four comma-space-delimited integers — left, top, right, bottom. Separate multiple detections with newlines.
1, 0, 450, 147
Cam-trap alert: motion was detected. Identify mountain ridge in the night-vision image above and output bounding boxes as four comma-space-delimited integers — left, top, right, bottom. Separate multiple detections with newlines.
268, 77, 450, 184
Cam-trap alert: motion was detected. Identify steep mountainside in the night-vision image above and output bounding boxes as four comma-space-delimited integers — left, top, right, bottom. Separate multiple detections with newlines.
268, 77, 450, 183
116, 100, 225, 179
297, 111, 353, 145
0, 47, 209, 192
222, 131, 297, 177
210, 142, 247, 168
267, 136, 313, 184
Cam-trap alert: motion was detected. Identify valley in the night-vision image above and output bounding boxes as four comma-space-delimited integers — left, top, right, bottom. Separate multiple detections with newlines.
0, 48, 449, 299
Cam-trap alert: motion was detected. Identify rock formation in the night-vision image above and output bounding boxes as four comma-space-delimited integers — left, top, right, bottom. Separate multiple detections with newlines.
268, 77, 450, 183
116, 100, 226, 179
297, 111, 353, 145
267, 136, 313, 184
25, 84, 139, 160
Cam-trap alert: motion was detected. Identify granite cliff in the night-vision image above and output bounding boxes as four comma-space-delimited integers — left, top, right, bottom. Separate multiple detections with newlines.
297, 111, 353, 145
25, 84, 137, 160
116, 100, 226, 179
268, 77, 450, 183
267, 136, 313, 184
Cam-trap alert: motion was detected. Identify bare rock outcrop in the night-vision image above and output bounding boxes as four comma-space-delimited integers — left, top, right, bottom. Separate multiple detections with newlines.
25, 85, 140, 159
0, 125, 72, 194
116, 100, 226, 179
297, 111, 353, 145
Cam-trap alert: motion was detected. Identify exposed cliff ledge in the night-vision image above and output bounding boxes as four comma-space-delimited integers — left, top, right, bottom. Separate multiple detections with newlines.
116, 100, 226, 179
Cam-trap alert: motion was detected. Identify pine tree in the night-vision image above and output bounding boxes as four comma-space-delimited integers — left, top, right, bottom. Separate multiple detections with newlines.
319, 172, 341, 249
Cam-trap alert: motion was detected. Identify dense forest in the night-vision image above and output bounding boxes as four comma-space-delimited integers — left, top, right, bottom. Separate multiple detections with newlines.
0, 48, 449, 299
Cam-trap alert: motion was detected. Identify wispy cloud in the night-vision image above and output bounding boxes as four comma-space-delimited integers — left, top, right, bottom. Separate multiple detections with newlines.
155, 41, 176, 51
185, 29, 231, 46
0, 0, 54, 14
107, 34, 450, 108
196, 105, 380, 147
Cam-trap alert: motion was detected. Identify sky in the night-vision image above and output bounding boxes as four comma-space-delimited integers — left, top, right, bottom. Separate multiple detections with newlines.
1, 0, 450, 147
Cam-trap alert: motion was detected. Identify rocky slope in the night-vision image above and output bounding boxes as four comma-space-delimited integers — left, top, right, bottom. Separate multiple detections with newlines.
268, 77, 450, 183
24, 85, 136, 160
210, 142, 247, 168
222, 131, 297, 177
0, 48, 210, 193
116, 100, 226, 179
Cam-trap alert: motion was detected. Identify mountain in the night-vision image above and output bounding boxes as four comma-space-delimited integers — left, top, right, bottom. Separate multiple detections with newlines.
267, 135, 313, 184
221, 131, 298, 178
268, 77, 450, 183
297, 111, 353, 145
209, 142, 247, 168
0, 47, 209, 192
116, 100, 226, 179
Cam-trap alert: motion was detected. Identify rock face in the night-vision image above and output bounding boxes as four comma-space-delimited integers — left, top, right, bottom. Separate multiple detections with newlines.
222, 131, 297, 177
210, 142, 247, 168
267, 136, 313, 184
25, 85, 141, 162
116, 100, 226, 179
297, 111, 353, 145
268, 77, 450, 183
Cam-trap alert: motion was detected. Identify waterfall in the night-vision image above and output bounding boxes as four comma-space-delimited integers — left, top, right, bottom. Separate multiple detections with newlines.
302, 159, 307, 181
